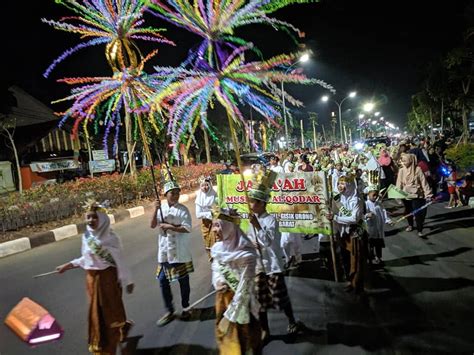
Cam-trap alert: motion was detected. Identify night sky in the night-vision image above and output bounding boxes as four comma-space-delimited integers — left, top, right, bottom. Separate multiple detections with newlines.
2, 0, 471, 131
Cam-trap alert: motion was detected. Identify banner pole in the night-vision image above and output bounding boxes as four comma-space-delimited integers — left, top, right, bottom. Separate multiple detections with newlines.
325, 172, 339, 282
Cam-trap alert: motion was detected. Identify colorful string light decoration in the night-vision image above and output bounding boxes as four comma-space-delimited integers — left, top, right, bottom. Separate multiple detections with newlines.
151, 46, 334, 157
147, 0, 313, 67
43, 0, 174, 77
53, 50, 164, 154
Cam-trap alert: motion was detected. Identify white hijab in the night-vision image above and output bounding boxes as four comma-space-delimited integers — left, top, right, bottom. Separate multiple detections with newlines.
85, 211, 132, 286
196, 182, 217, 209
211, 220, 255, 264
340, 179, 363, 219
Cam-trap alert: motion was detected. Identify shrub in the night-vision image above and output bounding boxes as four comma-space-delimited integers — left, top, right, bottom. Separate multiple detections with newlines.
445, 144, 474, 172
0, 163, 221, 232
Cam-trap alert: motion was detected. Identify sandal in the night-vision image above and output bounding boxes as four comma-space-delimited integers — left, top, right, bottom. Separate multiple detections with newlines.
156, 312, 175, 327
287, 321, 303, 335
120, 320, 134, 342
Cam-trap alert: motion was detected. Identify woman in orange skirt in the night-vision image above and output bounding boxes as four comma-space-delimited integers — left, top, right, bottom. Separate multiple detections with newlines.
211, 207, 262, 354
57, 202, 134, 355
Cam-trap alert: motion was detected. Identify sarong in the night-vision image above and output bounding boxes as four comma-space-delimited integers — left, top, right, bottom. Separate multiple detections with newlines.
156, 261, 194, 282
86, 267, 127, 355
216, 289, 262, 355
255, 272, 290, 312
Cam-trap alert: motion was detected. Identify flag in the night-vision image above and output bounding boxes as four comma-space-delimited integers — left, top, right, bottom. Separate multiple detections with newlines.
387, 184, 411, 199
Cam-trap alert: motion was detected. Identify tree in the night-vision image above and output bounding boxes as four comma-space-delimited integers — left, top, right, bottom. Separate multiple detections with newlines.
407, 91, 439, 136
0, 87, 22, 193
445, 37, 474, 142
425, 59, 452, 130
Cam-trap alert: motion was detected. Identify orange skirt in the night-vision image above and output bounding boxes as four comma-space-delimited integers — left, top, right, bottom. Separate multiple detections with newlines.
201, 219, 216, 250
215, 289, 262, 355
86, 267, 127, 355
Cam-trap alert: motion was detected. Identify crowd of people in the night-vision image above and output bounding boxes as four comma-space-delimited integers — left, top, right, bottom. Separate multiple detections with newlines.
53, 134, 473, 355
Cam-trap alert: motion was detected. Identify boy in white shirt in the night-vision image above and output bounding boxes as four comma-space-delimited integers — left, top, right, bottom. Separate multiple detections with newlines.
151, 181, 193, 326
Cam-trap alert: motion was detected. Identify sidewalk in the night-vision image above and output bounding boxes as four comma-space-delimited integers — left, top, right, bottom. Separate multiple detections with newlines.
0, 188, 204, 259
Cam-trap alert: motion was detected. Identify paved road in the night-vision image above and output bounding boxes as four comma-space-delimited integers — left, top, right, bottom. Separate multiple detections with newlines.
1, 200, 474, 354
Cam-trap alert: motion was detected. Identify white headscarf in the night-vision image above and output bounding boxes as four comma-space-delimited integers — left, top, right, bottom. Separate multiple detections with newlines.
196, 182, 217, 209
211, 220, 255, 264
85, 211, 132, 286
339, 177, 363, 226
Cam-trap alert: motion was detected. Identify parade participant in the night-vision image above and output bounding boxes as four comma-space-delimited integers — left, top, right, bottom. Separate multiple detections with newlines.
445, 163, 462, 208
282, 151, 295, 173
328, 175, 367, 294
331, 159, 344, 192
151, 181, 193, 326
396, 153, 433, 237
364, 186, 392, 265
247, 171, 301, 342
298, 154, 313, 172
211, 207, 262, 354
220, 161, 233, 174
195, 176, 217, 260
286, 162, 295, 173
56, 201, 134, 355
269, 155, 284, 173
355, 168, 366, 198
280, 231, 303, 269
378, 149, 396, 190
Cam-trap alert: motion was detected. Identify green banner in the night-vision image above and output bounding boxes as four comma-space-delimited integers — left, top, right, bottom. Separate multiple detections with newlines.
217, 172, 331, 235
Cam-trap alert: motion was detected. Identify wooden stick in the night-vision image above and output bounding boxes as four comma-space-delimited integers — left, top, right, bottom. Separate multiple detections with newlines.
184, 290, 217, 311
324, 172, 339, 282
33, 270, 59, 278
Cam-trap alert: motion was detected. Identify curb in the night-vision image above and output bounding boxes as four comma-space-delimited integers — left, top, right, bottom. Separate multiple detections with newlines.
0, 188, 203, 259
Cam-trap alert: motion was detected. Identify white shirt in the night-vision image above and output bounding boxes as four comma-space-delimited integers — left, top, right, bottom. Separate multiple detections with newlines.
365, 200, 392, 239
282, 160, 293, 173
157, 202, 193, 264
247, 212, 282, 274
71, 234, 132, 287
195, 189, 216, 220
270, 164, 284, 173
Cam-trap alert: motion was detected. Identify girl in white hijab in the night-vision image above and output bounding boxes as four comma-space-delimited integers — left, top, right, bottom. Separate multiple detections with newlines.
195, 176, 218, 260
211, 208, 262, 353
329, 175, 367, 294
56, 202, 133, 354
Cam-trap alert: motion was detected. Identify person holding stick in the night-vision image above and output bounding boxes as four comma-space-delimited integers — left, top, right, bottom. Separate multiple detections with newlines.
396, 153, 433, 237
246, 171, 302, 343
327, 175, 367, 295
151, 181, 194, 327
56, 201, 134, 355
211, 207, 262, 354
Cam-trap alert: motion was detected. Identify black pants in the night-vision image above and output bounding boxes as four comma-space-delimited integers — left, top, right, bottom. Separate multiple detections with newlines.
402, 198, 427, 233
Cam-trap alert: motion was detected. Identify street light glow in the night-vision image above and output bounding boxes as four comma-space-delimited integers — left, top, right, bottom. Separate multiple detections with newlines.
363, 102, 375, 112
321, 95, 329, 102
349, 91, 357, 98
359, 114, 365, 119
299, 53, 310, 63
374, 111, 380, 116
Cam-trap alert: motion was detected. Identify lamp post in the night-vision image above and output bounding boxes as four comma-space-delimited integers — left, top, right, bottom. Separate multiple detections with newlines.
361, 102, 375, 138
358, 114, 364, 139
281, 53, 309, 148
321, 91, 357, 143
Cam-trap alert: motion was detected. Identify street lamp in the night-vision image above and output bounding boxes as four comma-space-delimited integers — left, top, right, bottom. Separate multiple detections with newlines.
281, 52, 310, 148
321, 91, 357, 143
363, 102, 375, 112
